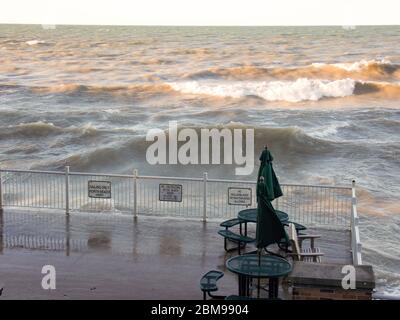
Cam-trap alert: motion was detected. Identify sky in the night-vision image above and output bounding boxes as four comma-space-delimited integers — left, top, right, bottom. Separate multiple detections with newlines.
0, 0, 399, 26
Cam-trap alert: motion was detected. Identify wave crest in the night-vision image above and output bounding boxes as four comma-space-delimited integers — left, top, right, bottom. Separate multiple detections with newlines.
184, 59, 400, 81
0, 121, 105, 139
40, 124, 334, 171
1, 121, 60, 138
25, 40, 47, 46
168, 78, 356, 102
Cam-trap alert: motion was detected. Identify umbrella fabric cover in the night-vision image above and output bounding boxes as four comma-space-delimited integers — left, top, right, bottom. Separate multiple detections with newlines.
256, 148, 286, 249
256, 148, 283, 201
256, 183, 287, 249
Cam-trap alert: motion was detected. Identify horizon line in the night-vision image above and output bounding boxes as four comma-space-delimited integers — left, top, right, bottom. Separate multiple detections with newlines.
1, 23, 399, 27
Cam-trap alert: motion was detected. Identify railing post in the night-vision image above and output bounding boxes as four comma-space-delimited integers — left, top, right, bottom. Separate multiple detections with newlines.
352, 180, 357, 205
202, 172, 208, 222
65, 166, 70, 215
133, 169, 138, 219
351, 179, 362, 265
0, 170, 3, 213
351, 180, 356, 264
0, 169, 3, 254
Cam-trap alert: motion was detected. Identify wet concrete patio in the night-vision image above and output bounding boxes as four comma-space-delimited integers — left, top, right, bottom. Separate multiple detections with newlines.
0, 209, 352, 299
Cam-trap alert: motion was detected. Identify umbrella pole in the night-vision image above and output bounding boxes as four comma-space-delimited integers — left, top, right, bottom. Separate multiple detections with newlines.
257, 248, 261, 298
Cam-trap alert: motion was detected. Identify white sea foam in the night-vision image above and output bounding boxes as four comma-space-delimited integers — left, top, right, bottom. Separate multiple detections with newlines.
25, 40, 46, 46
168, 78, 356, 102
104, 109, 121, 114
11, 121, 55, 128
312, 58, 392, 72
307, 122, 350, 139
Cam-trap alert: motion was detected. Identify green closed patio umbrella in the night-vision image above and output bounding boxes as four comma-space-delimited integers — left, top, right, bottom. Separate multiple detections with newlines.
256, 146, 286, 250
256, 146, 282, 201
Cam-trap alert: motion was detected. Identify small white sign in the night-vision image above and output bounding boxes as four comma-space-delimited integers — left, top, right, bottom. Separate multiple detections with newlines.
88, 181, 112, 199
159, 184, 182, 202
228, 188, 252, 206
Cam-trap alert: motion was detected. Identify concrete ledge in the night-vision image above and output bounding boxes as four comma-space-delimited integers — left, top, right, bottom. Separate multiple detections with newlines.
287, 261, 375, 289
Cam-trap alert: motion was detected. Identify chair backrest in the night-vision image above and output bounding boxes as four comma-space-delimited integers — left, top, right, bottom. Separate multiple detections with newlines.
288, 223, 301, 261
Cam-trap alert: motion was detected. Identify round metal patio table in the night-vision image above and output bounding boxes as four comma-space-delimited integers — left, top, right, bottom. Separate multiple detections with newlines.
238, 208, 289, 236
226, 254, 292, 299
238, 208, 289, 223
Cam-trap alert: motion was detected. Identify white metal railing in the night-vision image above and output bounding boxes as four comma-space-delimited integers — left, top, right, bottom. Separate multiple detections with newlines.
0, 167, 361, 263
0, 167, 354, 224
351, 180, 363, 265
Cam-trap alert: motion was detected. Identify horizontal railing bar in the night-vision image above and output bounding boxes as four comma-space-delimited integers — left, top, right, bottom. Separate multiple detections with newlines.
0, 169, 63, 175
69, 172, 132, 178
207, 178, 256, 184
280, 183, 352, 190
137, 175, 203, 182
208, 179, 351, 189
0, 168, 352, 189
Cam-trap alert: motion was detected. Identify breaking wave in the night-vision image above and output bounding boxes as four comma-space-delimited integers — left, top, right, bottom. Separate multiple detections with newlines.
169, 79, 400, 102
354, 81, 400, 99
6, 79, 399, 103
39, 124, 338, 171
317, 59, 396, 72
169, 78, 355, 102
0, 121, 107, 139
184, 59, 400, 81
25, 39, 47, 46
0, 121, 61, 138
5, 77, 400, 103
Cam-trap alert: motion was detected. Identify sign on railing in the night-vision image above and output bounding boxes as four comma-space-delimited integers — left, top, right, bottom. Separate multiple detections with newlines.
228, 187, 252, 206
88, 181, 112, 199
159, 184, 183, 202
